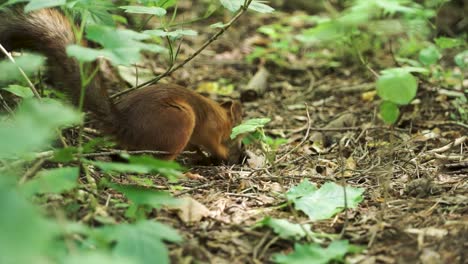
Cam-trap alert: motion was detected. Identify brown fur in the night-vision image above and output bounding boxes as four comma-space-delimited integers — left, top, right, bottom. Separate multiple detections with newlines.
0, 7, 243, 162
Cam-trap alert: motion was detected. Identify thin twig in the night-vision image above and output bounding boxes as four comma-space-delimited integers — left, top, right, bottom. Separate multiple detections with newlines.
110, 0, 254, 99
275, 103, 312, 163
428, 136, 466, 154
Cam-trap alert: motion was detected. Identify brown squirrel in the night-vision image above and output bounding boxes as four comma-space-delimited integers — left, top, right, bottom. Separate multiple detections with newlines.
0, 7, 243, 163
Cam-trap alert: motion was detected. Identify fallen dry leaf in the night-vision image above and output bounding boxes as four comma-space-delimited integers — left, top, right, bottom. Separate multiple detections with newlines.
172, 197, 210, 223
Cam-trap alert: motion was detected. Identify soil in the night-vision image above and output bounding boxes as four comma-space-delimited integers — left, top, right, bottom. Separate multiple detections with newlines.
88, 7, 467, 264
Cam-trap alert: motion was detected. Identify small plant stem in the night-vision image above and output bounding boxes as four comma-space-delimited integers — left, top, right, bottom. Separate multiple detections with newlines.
74, 12, 91, 158
351, 38, 379, 79
338, 141, 349, 239
111, 0, 253, 99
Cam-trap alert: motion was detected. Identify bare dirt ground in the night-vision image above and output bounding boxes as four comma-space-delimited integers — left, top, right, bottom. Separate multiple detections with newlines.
87, 9, 467, 264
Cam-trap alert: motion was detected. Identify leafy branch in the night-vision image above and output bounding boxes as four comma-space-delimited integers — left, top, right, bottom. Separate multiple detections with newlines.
111, 0, 254, 99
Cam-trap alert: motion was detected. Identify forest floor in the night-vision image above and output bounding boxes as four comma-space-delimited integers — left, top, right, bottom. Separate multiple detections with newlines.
88, 9, 467, 264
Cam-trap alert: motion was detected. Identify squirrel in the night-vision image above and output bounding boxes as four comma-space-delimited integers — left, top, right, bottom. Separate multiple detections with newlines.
0, 7, 243, 163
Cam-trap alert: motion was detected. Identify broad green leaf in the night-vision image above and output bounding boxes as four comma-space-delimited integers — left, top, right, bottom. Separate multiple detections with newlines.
286, 179, 317, 201
128, 155, 183, 181
230, 118, 271, 139
66, 45, 111, 63
297, 22, 343, 44
220, 0, 274, 13
2, 85, 34, 98
99, 221, 182, 264
64, 253, 137, 264
434, 37, 464, 49
249, 1, 274, 13
0, 99, 81, 159
159, 0, 177, 8
144, 29, 198, 39
82, 137, 115, 153
0, 184, 58, 264
0, 54, 44, 82
21, 167, 79, 196
379, 101, 400, 124
119, 6, 166, 16
24, 0, 66, 12
418, 46, 441, 65
87, 25, 150, 46
88, 155, 182, 180
52, 147, 77, 162
375, 0, 417, 14
273, 240, 363, 264
118, 65, 154, 87
380, 66, 429, 75
88, 160, 152, 174
111, 183, 179, 209
66, 0, 116, 26
72, 25, 166, 66
454, 50, 468, 69
376, 69, 418, 105
219, 0, 243, 12
257, 217, 313, 240
288, 181, 364, 221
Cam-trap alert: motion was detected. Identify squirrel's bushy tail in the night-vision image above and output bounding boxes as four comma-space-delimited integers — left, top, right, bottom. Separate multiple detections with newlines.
0, 7, 114, 121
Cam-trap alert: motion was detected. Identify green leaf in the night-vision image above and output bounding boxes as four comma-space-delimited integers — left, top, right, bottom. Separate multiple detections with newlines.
110, 183, 179, 209
273, 240, 363, 264
82, 137, 115, 153
99, 221, 182, 264
87, 25, 150, 46
376, 69, 418, 105
0, 54, 44, 82
2, 85, 34, 98
129, 155, 183, 181
69, 25, 166, 66
64, 253, 137, 264
220, 0, 274, 13
249, 1, 275, 13
210, 22, 227, 28
257, 217, 313, 240
118, 65, 154, 87
66, 45, 111, 63
119, 6, 166, 16
434, 37, 464, 49
24, 0, 66, 12
230, 118, 271, 139
379, 101, 400, 124
0, 99, 81, 160
67, 0, 116, 26
375, 0, 418, 14
144, 29, 198, 39
418, 46, 442, 65
454, 50, 468, 69
380, 66, 428, 75
88, 155, 182, 180
21, 167, 79, 196
219, 0, 243, 12
0, 184, 58, 264
286, 179, 317, 201
88, 160, 153, 174
52, 147, 77, 162
287, 181, 364, 221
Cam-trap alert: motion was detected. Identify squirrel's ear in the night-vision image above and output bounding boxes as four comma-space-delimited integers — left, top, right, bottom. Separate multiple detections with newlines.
220, 101, 242, 125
